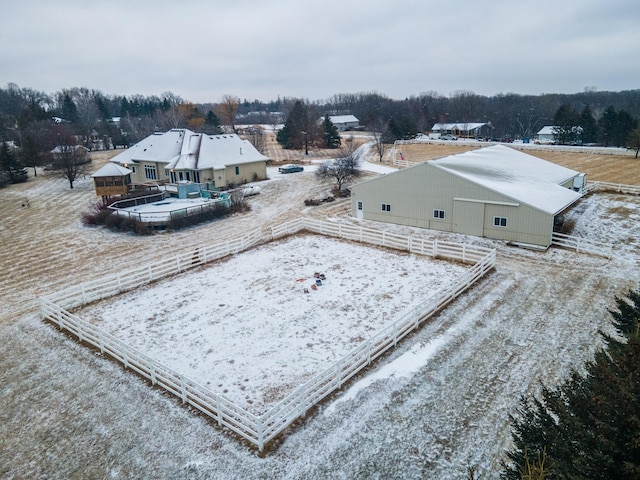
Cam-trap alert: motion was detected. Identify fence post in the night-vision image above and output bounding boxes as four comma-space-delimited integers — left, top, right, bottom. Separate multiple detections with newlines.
150, 362, 157, 385
257, 416, 264, 452
299, 384, 307, 417
433, 239, 438, 258
179, 376, 187, 403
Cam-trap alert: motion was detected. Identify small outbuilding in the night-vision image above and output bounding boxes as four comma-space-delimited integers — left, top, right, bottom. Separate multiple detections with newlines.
350, 145, 585, 247
91, 163, 133, 199
324, 115, 360, 132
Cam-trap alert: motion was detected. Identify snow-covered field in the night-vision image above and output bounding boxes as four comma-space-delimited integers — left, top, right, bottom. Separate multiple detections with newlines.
80, 235, 468, 413
1, 147, 639, 479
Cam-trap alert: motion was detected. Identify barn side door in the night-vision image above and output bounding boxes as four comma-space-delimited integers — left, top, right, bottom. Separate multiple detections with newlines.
452, 200, 485, 237
356, 200, 364, 219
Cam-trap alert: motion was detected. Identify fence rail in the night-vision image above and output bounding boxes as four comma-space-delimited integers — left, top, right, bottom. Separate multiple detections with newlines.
551, 232, 613, 259
40, 218, 496, 451
586, 181, 640, 196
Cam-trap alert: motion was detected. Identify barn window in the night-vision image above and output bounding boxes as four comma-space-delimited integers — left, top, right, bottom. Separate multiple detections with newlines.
357, 201, 363, 210
144, 164, 157, 180
381, 203, 391, 212
494, 216, 508, 227
433, 209, 445, 219
235, 166, 240, 175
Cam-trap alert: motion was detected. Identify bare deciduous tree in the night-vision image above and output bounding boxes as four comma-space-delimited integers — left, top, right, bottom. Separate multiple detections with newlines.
316, 138, 361, 195
368, 117, 389, 162
244, 125, 266, 154
50, 125, 91, 189
216, 95, 241, 133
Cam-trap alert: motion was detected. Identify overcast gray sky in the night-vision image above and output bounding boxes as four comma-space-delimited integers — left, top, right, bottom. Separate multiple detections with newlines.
1, 0, 638, 103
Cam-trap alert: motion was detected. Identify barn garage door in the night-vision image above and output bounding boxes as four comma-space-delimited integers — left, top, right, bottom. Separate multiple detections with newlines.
453, 200, 485, 236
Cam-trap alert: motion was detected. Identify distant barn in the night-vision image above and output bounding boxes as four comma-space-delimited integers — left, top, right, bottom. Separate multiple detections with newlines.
351, 145, 585, 247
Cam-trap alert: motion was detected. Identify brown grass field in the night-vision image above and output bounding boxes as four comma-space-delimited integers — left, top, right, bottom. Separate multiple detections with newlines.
389, 142, 640, 184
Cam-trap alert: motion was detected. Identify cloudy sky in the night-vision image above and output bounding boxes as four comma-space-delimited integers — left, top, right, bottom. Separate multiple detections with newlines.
1, 0, 638, 103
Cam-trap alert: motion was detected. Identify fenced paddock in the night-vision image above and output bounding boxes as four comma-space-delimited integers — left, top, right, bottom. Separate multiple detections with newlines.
40, 218, 496, 452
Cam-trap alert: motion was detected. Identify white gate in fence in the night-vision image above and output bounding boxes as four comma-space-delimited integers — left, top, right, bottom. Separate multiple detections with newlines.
40, 218, 496, 451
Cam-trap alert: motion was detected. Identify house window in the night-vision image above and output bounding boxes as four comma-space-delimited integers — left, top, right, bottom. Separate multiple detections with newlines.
129, 166, 136, 174
494, 216, 508, 227
433, 209, 445, 219
357, 201, 363, 210
381, 203, 391, 212
235, 166, 240, 175
144, 164, 157, 180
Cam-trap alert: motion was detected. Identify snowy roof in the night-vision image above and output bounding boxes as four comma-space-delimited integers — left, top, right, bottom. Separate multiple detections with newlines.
91, 163, 132, 177
431, 122, 487, 131
110, 129, 269, 171
328, 115, 359, 124
430, 145, 582, 215
51, 144, 89, 154
537, 125, 557, 135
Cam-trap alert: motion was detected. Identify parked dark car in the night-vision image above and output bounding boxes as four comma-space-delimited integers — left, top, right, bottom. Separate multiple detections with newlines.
279, 164, 304, 173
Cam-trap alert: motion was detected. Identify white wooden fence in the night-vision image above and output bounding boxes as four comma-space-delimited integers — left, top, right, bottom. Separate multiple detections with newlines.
587, 181, 640, 196
40, 218, 496, 451
551, 232, 613, 259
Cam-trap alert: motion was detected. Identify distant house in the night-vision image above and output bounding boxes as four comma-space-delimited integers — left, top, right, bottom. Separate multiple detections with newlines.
431, 123, 489, 139
536, 125, 582, 145
322, 115, 360, 132
50, 144, 90, 167
350, 145, 585, 247
109, 129, 269, 188
536, 126, 557, 144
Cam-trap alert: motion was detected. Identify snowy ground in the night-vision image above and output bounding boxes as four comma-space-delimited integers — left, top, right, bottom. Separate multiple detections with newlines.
1, 147, 639, 479
80, 235, 468, 413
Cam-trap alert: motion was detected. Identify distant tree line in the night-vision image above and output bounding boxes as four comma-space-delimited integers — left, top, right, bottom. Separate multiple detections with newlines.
2, 83, 640, 188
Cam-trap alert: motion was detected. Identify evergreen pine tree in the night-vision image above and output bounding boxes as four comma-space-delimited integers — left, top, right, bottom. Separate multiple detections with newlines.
502, 289, 640, 479
61, 92, 79, 124
578, 105, 598, 144
322, 115, 341, 149
598, 106, 618, 146
205, 110, 223, 134
552, 103, 580, 145
0, 140, 28, 184
276, 101, 308, 150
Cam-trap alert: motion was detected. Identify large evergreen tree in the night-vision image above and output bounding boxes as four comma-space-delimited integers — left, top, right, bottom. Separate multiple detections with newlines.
276, 100, 318, 151
552, 103, 580, 145
0, 140, 28, 185
598, 105, 618, 146
578, 105, 598, 144
322, 114, 341, 149
502, 289, 640, 479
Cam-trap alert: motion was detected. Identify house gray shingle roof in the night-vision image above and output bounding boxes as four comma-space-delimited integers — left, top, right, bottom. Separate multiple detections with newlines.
111, 129, 268, 171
